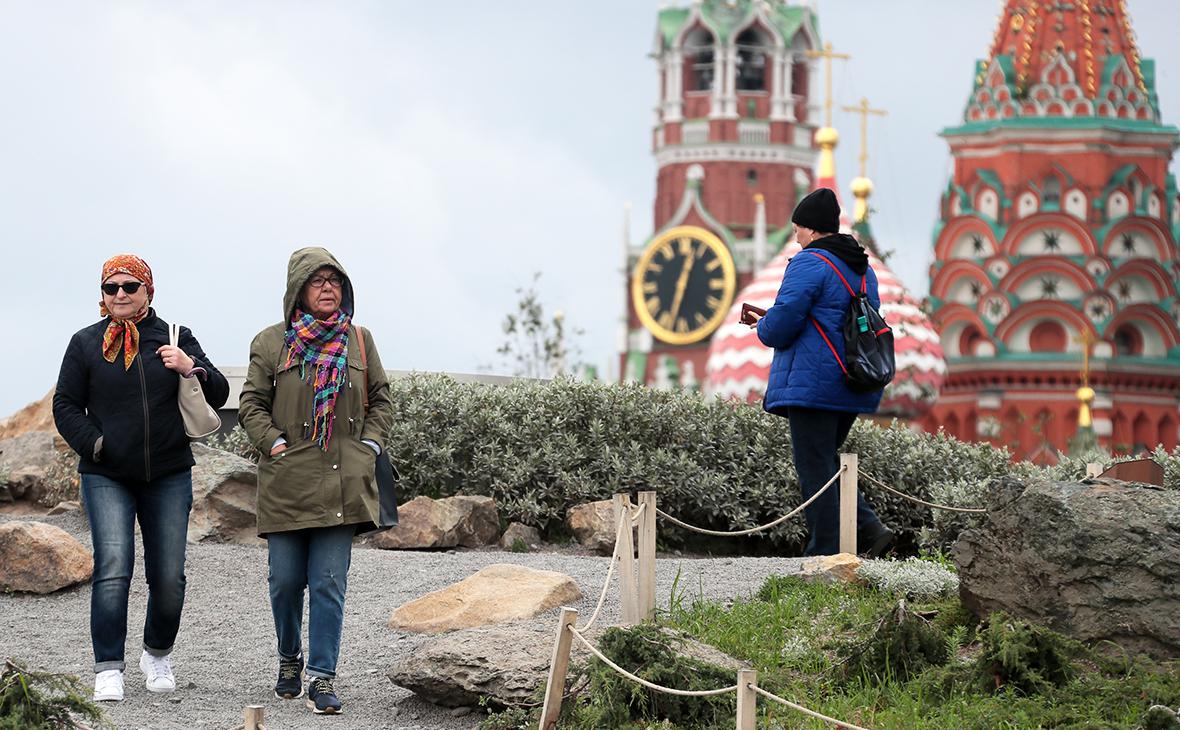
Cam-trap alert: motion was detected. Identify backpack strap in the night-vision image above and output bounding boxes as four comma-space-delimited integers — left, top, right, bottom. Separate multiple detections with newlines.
804, 250, 863, 297
802, 250, 866, 376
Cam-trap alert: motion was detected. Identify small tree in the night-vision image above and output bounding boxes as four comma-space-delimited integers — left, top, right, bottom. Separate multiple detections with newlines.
493, 273, 583, 379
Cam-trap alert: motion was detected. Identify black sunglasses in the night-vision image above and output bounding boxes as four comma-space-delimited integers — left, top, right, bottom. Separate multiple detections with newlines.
101, 282, 144, 296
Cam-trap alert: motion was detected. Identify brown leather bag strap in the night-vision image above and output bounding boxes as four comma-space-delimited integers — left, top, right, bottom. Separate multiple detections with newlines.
353, 324, 370, 413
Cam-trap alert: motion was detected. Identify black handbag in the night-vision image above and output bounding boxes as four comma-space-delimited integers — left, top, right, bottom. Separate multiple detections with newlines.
354, 326, 399, 530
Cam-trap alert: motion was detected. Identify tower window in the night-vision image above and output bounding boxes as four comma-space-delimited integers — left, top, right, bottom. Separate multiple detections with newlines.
746, 169, 758, 186
684, 29, 715, 92
1043, 176, 1061, 207
736, 29, 769, 91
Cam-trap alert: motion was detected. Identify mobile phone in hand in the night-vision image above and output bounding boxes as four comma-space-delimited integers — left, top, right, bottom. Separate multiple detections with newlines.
740, 303, 767, 325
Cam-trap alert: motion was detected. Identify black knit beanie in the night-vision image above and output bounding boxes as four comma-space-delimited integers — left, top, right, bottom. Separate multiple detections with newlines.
791, 188, 840, 233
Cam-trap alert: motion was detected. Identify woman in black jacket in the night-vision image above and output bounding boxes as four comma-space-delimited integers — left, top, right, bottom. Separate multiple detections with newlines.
53, 254, 228, 703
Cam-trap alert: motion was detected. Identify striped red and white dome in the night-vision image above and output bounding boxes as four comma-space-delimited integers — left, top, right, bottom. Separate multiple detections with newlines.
704, 237, 947, 419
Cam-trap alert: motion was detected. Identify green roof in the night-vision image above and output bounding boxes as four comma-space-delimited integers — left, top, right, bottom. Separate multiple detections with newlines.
655, 1, 819, 48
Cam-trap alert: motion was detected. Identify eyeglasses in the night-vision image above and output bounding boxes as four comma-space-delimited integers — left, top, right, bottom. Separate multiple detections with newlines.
101, 282, 144, 296
307, 275, 344, 289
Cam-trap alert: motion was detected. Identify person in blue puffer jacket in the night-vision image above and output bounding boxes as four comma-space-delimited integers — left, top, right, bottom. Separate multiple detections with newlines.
746, 188, 894, 557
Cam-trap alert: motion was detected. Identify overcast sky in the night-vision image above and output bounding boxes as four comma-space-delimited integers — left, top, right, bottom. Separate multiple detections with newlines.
2, 1, 1178, 416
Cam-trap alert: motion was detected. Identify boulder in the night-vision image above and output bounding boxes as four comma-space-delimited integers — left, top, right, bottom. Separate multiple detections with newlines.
954, 476, 1180, 660
0, 521, 93, 593
388, 623, 742, 708
0, 389, 56, 441
188, 444, 260, 545
566, 499, 617, 554
498, 522, 542, 550
388, 564, 582, 633
799, 553, 862, 584
0, 432, 60, 504
47, 500, 81, 516
388, 623, 587, 708
369, 495, 499, 550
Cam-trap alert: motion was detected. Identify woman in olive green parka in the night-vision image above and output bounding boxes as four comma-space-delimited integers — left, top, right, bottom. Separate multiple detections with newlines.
239, 246, 393, 715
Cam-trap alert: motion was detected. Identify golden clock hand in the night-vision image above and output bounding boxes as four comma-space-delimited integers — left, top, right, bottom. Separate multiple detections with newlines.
668, 249, 696, 323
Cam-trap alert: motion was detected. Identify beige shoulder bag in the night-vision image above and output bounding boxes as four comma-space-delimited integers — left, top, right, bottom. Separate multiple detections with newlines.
169, 322, 222, 439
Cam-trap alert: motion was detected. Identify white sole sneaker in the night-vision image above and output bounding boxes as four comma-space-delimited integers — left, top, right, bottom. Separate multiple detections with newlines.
139, 651, 176, 693
94, 669, 124, 702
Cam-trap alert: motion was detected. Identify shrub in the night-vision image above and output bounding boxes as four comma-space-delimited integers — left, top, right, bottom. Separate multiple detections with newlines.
856, 557, 959, 599
380, 375, 1029, 550
974, 612, 1079, 694
0, 659, 108, 730
567, 624, 737, 730
840, 599, 950, 683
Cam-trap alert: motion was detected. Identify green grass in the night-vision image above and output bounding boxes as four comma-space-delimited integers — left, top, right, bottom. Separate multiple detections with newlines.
658, 573, 1180, 729
483, 567, 1180, 729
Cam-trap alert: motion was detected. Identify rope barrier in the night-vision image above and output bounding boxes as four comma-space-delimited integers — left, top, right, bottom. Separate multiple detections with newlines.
574, 508, 629, 633
859, 471, 987, 514
655, 466, 845, 537
751, 684, 869, 730
567, 626, 738, 697
629, 501, 647, 524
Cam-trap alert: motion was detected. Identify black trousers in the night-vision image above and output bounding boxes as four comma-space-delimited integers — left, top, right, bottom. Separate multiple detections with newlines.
785, 406, 884, 556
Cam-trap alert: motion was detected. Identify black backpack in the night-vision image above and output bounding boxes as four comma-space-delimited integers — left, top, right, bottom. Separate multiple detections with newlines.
806, 251, 896, 394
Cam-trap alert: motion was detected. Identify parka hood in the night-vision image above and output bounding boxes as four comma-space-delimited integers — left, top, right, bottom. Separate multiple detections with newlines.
805, 233, 870, 276
283, 247, 354, 322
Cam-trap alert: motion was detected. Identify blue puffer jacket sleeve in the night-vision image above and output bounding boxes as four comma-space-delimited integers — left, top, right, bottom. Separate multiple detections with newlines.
758, 249, 884, 415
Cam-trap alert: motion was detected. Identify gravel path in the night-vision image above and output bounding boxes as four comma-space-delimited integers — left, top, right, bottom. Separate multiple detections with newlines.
0, 511, 807, 730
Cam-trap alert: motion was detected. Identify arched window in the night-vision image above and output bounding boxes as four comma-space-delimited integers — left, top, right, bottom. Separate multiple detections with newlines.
1043, 176, 1061, 207
736, 28, 769, 91
684, 28, 715, 92
1113, 325, 1143, 356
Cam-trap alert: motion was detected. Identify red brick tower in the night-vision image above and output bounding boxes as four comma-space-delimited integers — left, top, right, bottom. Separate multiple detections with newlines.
924, 0, 1180, 461
621, 1, 822, 388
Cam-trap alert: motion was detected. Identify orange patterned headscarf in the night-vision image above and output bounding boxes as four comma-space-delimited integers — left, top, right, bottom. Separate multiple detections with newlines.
100, 254, 154, 370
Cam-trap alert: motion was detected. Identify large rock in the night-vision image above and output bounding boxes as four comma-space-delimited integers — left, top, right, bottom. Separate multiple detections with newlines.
565, 499, 617, 554
0, 431, 62, 504
388, 564, 582, 633
188, 444, 260, 545
369, 495, 499, 550
0, 389, 56, 441
388, 623, 592, 708
388, 623, 743, 708
0, 521, 93, 593
498, 522, 542, 550
800, 553, 862, 584
954, 476, 1180, 660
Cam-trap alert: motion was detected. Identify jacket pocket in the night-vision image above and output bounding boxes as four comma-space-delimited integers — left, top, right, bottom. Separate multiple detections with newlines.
256, 440, 327, 527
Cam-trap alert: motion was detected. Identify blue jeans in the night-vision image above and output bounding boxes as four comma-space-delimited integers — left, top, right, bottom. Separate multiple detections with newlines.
81, 470, 193, 673
266, 525, 355, 679
787, 407, 884, 556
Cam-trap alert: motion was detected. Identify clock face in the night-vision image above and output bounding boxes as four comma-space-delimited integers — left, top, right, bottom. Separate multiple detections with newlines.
631, 226, 737, 345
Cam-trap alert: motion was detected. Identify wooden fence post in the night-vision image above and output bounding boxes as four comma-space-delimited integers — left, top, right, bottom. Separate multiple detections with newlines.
735, 669, 757, 730
839, 453, 858, 556
539, 607, 578, 730
613, 493, 639, 625
1086, 462, 1103, 478
637, 491, 657, 622
243, 705, 264, 730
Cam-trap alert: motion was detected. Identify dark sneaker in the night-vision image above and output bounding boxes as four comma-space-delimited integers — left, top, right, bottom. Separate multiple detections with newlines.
306, 677, 342, 715
274, 655, 304, 700
858, 524, 895, 559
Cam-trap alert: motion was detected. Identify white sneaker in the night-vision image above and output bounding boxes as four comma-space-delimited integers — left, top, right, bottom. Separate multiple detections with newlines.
94, 669, 124, 702
139, 650, 176, 693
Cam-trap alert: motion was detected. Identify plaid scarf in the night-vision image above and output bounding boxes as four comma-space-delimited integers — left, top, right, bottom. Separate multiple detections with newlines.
284, 309, 351, 449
